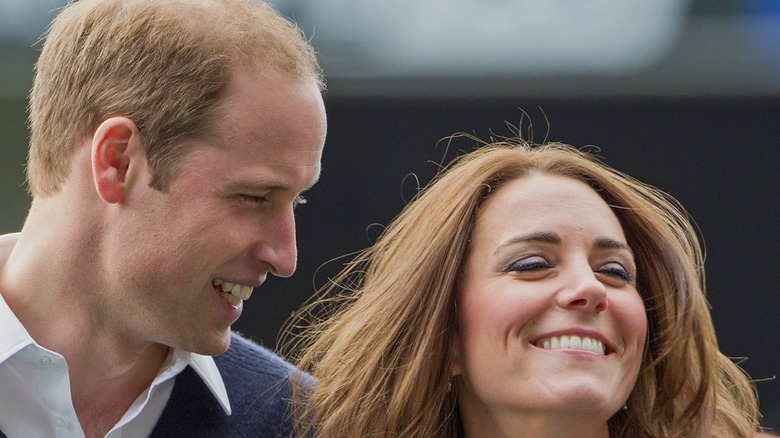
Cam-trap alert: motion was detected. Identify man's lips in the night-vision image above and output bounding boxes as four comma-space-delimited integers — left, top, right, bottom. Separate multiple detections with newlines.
212, 278, 254, 306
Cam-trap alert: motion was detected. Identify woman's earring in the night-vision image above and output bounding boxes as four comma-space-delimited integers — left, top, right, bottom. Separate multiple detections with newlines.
447, 378, 452, 393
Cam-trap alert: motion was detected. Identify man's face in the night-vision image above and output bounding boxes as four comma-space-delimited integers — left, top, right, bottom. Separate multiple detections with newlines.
106, 68, 326, 355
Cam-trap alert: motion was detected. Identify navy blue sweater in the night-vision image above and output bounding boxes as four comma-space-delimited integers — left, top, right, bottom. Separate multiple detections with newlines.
0, 333, 306, 438
151, 332, 307, 437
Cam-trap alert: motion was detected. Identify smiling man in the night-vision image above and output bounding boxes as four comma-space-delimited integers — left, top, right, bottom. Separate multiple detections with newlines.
0, 0, 326, 437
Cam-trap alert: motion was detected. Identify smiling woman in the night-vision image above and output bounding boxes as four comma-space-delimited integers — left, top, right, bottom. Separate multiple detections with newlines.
453, 174, 648, 437
284, 138, 760, 437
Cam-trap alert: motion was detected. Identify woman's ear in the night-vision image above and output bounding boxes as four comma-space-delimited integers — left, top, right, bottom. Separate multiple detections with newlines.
91, 116, 140, 204
451, 332, 462, 377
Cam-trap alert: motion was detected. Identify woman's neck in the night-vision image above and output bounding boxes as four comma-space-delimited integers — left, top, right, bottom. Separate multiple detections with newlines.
459, 407, 611, 438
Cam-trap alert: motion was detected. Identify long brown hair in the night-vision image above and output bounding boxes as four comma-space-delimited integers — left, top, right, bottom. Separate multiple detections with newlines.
284, 140, 758, 437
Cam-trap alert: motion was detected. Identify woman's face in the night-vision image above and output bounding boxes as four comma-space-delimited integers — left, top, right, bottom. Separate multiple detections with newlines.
453, 173, 646, 436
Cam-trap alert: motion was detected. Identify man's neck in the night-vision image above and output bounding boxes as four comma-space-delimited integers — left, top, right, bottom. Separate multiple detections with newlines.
0, 224, 170, 437
69, 341, 169, 438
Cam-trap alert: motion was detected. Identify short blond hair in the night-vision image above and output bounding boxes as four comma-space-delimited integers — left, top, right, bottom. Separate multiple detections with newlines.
287, 139, 758, 437
28, 0, 323, 196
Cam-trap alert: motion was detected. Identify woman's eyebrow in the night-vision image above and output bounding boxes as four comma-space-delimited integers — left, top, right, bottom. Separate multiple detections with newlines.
593, 237, 634, 258
493, 231, 560, 256
492, 233, 634, 258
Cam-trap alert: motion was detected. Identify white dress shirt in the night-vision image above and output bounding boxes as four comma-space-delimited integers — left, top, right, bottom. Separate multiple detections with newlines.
0, 233, 231, 437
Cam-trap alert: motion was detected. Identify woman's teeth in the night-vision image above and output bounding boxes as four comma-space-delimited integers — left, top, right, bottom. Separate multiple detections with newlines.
537, 335, 606, 355
212, 278, 253, 305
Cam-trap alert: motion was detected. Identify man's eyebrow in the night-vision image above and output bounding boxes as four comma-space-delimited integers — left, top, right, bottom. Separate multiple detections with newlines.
226, 180, 289, 193
226, 175, 320, 194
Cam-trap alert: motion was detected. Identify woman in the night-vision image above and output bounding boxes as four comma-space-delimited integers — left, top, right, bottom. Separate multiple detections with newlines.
286, 139, 759, 437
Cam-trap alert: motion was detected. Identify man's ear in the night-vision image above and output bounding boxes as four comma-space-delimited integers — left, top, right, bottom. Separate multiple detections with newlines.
91, 117, 141, 204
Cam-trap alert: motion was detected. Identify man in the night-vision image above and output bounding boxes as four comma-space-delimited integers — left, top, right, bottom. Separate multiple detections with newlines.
0, 0, 326, 436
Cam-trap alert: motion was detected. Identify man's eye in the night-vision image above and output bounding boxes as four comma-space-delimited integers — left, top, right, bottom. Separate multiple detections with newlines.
506, 255, 551, 272
237, 194, 267, 204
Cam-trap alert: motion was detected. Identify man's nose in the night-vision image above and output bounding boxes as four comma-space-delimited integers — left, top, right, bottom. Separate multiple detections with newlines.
251, 208, 297, 278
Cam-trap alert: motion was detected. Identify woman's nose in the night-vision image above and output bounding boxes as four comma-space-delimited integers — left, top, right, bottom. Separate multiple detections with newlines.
557, 264, 608, 312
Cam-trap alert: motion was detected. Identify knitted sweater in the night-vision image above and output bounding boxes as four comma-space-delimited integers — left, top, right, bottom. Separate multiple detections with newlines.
151, 332, 309, 437
0, 333, 308, 438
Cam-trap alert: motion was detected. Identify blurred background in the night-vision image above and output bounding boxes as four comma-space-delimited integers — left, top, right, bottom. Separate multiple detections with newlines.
1, 0, 778, 430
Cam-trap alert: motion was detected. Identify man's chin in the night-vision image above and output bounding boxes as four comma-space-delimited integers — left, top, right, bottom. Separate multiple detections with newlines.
183, 332, 233, 356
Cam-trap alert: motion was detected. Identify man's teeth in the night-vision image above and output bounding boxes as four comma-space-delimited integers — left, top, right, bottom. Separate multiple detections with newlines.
539, 335, 606, 355
212, 279, 253, 305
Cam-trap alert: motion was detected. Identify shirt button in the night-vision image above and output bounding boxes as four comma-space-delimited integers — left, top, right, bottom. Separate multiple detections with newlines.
54, 417, 68, 428
39, 356, 53, 366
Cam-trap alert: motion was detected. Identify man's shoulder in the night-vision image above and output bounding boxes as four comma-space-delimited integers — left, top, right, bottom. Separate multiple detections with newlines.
215, 331, 301, 383
151, 332, 309, 437
216, 332, 309, 435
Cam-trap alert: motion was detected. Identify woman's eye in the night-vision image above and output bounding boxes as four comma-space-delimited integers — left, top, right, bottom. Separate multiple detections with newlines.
506, 256, 551, 273
596, 262, 634, 283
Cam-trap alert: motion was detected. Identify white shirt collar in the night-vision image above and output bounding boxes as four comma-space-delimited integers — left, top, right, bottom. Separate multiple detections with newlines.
0, 231, 231, 416
174, 350, 232, 415
0, 233, 30, 362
